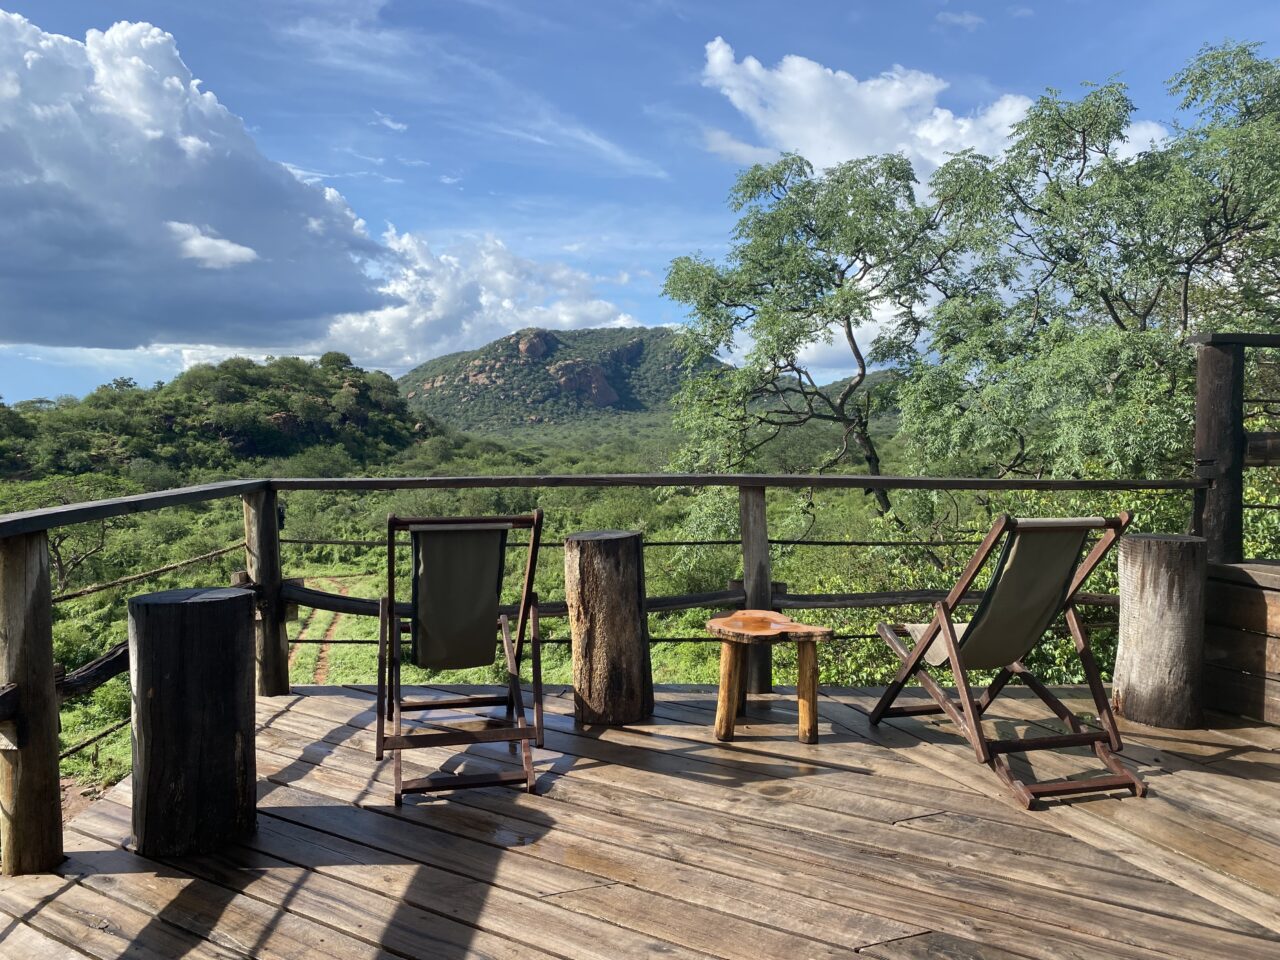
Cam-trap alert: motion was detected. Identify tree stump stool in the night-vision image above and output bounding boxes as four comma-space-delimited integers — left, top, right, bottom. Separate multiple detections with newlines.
1113, 534, 1207, 729
565, 531, 654, 725
707, 610, 832, 744
128, 587, 257, 856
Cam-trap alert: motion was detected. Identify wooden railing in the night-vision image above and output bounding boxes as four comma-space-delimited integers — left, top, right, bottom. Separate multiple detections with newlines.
1191, 332, 1280, 562
0, 471, 1207, 875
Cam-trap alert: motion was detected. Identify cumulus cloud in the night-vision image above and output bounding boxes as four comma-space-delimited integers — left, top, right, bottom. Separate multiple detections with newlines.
0, 13, 385, 348
699, 36, 1031, 173
166, 222, 258, 269
321, 230, 636, 369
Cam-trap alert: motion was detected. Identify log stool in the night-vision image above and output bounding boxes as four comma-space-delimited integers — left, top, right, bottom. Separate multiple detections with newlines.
128, 587, 256, 856
707, 610, 831, 744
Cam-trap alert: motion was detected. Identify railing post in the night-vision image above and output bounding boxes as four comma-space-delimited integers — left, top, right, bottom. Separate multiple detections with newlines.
243, 488, 288, 695
0, 531, 63, 874
738, 485, 773, 693
1195, 341, 1245, 563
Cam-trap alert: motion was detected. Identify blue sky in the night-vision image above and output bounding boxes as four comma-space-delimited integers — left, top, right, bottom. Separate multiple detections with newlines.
0, 1, 1276, 400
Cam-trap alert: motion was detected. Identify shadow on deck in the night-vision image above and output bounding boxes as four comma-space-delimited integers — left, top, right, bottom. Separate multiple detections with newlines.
3, 684, 1280, 959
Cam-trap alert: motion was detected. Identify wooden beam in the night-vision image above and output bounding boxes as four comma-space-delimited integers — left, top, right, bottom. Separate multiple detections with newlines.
1245, 432, 1280, 468
738, 485, 773, 693
0, 479, 267, 539
0, 531, 62, 874
1188, 332, 1280, 347
243, 490, 288, 696
1195, 342, 1245, 563
56, 642, 128, 704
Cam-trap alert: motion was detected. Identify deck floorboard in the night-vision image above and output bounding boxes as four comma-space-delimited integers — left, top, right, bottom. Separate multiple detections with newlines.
3, 684, 1279, 959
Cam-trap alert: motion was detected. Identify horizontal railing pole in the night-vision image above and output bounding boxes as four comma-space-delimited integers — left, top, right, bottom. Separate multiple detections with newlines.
0, 479, 268, 539
268, 473, 1206, 493
57, 642, 128, 704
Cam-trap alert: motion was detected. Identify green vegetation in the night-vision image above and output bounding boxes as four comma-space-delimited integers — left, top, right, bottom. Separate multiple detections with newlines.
6, 42, 1280, 793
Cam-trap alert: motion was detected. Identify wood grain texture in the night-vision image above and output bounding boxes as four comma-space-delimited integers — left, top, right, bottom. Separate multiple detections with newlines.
1205, 625, 1280, 679
707, 610, 833, 644
0, 531, 61, 875
565, 531, 653, 725
128, 587, 256, 857
1195, 342, 1245, 562
713, 642, 745, 742
1204, 664, 1280, 725
1113, 534, 1206, 728
243, 489, 288, 695
738, 485, 773, 693
1207, 579, 1280, 635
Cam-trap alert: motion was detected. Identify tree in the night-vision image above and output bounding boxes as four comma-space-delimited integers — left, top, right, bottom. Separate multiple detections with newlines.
890, 42, 1280, 482
664, 153, 966, 519
669, 43, 1280, 493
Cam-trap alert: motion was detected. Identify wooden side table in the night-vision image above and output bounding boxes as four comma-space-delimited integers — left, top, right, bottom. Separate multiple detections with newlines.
706, 610, 832, 744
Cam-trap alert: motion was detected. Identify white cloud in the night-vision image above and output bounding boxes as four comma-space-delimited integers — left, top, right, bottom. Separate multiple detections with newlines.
0, 13, 384, 348
699, 37, 1031, 173
1008, 6, 1034, 17
1116, 119, 1168, 159
372, 108, 407, 131
322, 230, 636, 369
279, 4, 664, 179
438, 174, 462, 185
935, 11, 985, 30
166, 222, 259, 269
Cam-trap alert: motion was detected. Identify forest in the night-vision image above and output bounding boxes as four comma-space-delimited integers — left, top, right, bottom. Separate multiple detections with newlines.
2, 41, 1279, 790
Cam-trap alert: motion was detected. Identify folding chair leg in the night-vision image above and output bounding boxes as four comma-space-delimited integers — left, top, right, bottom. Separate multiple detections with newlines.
501, 616, 539, 794
871, 621, 940, 724
531, 606, 544, 749
1068, 608, 1125, 751
937, 605, 990, 764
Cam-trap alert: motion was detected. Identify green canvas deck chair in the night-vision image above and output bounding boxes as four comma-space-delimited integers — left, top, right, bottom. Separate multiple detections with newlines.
376, 510, 544, 804
870, 514, 1146, 808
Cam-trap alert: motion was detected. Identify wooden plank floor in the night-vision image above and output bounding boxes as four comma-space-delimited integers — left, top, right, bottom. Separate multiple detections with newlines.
4, 684, 1280, 959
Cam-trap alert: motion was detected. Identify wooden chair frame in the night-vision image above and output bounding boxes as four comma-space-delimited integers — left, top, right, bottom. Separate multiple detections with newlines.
376, 510, 544, 803
870, 514, 1147, 808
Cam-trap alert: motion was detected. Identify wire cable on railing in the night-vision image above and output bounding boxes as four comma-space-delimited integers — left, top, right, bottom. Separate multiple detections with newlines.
60, 717, 129, 760
52, 541, 245, 603
279, 536, 980, 549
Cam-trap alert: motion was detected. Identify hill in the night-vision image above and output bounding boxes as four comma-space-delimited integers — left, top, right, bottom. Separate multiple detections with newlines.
398, 326, 698, 432
0, 352, 415, 481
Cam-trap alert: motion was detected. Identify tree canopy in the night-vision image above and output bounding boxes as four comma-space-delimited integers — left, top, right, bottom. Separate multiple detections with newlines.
666, 42, 1280, 491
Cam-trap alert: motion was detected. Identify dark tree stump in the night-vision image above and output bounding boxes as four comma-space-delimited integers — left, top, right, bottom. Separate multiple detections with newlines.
565, 531, 653, 725
1113, 534, 1207, 729
128, 587, 256, 856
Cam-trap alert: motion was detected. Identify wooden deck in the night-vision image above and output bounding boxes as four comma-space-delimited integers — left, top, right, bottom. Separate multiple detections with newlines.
4, 684, 1280, 959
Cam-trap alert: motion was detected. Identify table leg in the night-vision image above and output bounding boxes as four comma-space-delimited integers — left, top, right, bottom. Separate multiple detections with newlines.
715, 642, 744, 742
797, 639, 818, 744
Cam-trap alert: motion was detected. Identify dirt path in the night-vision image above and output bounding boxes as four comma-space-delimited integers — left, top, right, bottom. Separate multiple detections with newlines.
313, 578, 349, 685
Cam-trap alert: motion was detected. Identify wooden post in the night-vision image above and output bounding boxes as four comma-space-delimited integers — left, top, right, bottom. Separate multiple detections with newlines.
243, 488, 288, 695
0, 531, 62, 875
738, 486, 773, 693
565, 531, 653, 725
129, 587, 256, 856
1113, 534, 1207, 729
1195, 342, 1245, 563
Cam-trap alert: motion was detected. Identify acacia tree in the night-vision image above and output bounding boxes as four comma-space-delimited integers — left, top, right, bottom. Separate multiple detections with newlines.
890, 42, 1280, 481
669, 43, 1280, 496
664, 153, 978, 518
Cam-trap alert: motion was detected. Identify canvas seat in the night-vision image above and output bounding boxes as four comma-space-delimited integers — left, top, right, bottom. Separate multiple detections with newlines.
870, 514, 1146, 808
376, 511, 544, 803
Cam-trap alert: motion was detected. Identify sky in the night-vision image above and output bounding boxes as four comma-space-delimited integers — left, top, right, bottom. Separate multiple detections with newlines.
0, 1, 1276, 401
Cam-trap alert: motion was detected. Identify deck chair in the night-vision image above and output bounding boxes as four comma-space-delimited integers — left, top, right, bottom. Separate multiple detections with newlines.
870, 514, 1146, 808
376, 510, 544, 803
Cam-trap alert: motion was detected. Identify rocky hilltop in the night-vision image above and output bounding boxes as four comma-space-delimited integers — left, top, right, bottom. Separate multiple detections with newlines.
398, 326, 700, 431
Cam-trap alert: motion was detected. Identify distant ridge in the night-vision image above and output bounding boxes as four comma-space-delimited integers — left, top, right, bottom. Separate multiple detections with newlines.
398, 326, 702, 431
